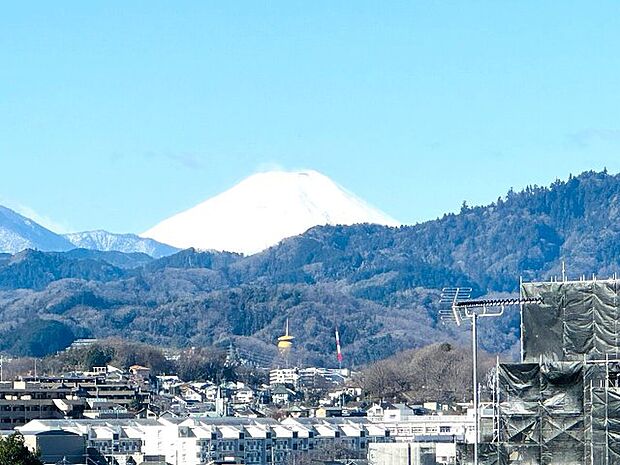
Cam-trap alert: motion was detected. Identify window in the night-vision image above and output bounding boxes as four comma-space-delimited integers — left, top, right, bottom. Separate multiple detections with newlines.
440, 426, 451, 433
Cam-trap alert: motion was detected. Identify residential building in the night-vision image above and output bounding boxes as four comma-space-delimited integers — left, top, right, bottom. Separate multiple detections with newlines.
269, 369, 299, 388
22, 429, 87, 464
18, 416, 392, 465
0, 381, 85, 429
234, 386, 255, 404
298, 367, 350, 388
368, 442, 438, 465
367, 402, 419, 422
379, 411, 476, 444
271, 385, 296, 405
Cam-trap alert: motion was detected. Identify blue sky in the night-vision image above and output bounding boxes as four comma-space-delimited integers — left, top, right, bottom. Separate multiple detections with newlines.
2, 2, 620, 233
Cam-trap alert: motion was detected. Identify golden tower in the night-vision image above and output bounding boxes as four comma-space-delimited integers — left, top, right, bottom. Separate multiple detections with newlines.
277, 318, 294, 352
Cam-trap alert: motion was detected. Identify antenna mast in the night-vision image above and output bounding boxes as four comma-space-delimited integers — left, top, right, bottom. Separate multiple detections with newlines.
335, 328, 343, 369
439, 287, 542, 465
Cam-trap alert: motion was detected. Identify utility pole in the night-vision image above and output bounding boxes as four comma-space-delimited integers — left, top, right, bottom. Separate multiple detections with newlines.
472, 312, 479, 465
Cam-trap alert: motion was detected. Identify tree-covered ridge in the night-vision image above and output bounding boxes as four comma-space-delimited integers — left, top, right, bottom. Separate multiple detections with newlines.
0, 170, 618, 365
264, 170, 620, 293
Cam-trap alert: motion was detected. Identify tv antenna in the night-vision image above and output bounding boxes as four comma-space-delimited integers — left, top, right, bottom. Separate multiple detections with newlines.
439, 287, 542, 465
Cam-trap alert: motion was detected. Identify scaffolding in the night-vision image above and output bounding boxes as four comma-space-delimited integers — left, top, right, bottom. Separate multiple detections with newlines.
458, 277, 620, 465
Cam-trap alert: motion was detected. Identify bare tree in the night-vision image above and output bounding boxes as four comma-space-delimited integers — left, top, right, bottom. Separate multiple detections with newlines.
358, 342, 494, 403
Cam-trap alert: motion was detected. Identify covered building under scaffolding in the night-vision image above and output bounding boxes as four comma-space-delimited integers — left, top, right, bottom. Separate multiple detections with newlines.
460, 277, 620, 465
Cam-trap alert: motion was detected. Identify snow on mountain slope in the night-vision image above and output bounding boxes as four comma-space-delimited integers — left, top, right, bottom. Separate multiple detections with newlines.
64, 230, 180, 258
141, 170, 400, 255
0, 205, 74, 253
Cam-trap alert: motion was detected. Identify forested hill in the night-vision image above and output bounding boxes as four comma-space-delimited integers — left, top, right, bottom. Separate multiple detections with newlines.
1, 170, 619, 365
232, 169, 620, 291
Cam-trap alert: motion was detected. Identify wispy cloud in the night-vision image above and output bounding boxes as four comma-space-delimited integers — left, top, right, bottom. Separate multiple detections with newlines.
254, 161, 287, 173
0, 198, 73, 233
145, 151, 205, 169
566, 129, 620, 149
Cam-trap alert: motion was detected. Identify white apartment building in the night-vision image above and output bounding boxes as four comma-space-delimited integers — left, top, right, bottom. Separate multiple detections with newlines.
378, 412, 476, 444
269, 368, 300, 387
16, 412, 477, 465
18, 416, 392, 465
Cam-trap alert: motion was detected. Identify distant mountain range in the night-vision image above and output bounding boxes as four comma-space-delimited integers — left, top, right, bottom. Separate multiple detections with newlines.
0, 206, 179, 258
64, 230, 179, 258
1, 170, 397, 257
1, 170, 618, 365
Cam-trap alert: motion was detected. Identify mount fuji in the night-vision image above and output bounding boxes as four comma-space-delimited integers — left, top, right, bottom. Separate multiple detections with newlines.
141, 170, 400, 255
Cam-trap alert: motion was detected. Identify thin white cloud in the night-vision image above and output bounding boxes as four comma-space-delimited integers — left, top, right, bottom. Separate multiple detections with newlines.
0, 198, 72, 233
566, 129, 620, 149
145, 151, 205, 169
254, 161, 287, 173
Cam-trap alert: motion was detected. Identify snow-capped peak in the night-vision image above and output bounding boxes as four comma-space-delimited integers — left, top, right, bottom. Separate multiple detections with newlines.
0, 205, 74, 253
63, 230, 180, 258
141, 170, 400, 255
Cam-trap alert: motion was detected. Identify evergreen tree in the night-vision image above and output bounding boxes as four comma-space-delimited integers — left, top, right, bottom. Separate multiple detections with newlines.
0, 433, 43, 465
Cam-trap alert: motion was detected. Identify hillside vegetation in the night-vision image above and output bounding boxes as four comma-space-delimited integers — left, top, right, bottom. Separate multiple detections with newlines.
1, 170, 618, 365
358, 342, 495, 403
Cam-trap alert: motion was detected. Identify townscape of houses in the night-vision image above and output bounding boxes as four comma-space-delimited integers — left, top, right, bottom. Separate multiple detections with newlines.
0, 360, 477, 465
